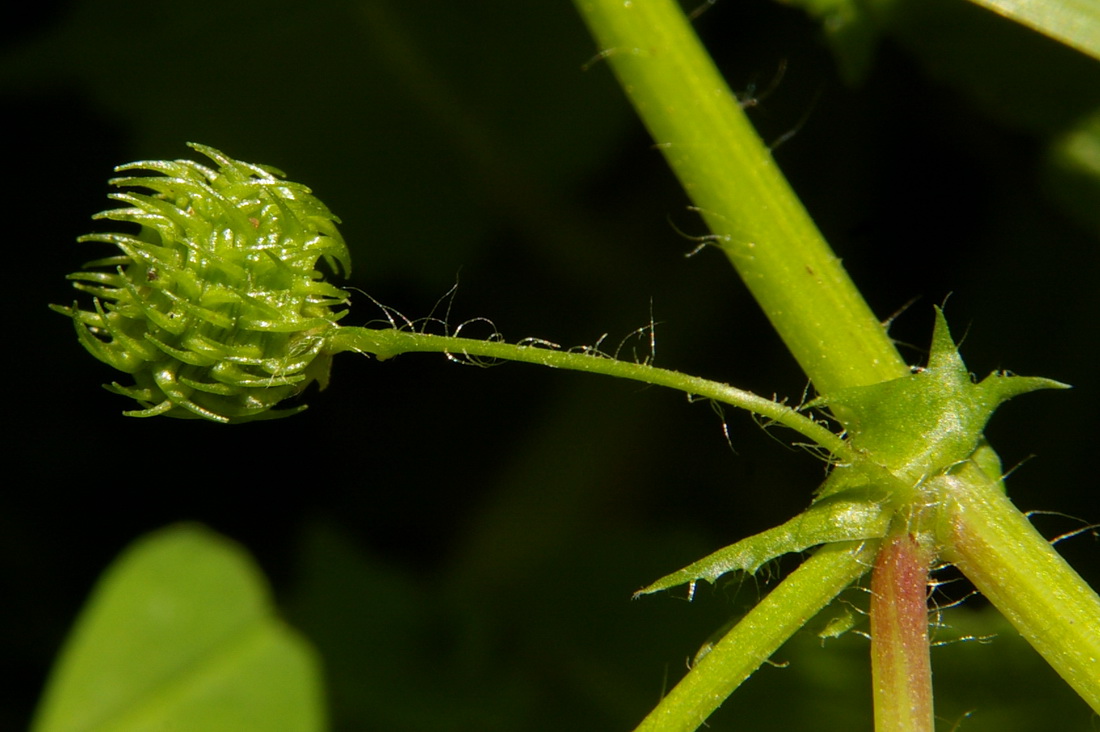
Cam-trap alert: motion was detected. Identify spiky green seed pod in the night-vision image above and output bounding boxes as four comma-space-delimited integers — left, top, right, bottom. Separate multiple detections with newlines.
53, 143, 351, 423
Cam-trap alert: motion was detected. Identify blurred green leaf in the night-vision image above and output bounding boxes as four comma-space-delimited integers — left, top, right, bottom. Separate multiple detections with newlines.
778, 0, 881, 83
805, 0, 1100, 237
31, 524, 325, 732
965, 0, 1100, 62
866, 0, 1100, 135
790, 0, 1100, 80
1045, 107, 1100, 233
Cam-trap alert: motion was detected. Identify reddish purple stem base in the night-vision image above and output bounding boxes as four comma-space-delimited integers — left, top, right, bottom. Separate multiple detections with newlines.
870, 533, 934, 732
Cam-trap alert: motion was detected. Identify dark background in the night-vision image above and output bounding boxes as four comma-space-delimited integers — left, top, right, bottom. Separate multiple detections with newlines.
3, 0, 1098, 729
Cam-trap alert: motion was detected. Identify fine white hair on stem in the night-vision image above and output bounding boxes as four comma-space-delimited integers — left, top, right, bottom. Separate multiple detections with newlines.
947, 711, 976, 732
569, 333, 611, 359
447, 317, 506, 367
736, 59, 788, 110
612, 312, 659, 366
767, 87, 821, 152
927, 600, 998, 647
1024, 510, 1100, 546
357, 290, 415, 331
579, 45, 646, 73
516, 337, 562, 350
427, 281, 460, 333
707, 400, 738, 455
667, 212, 730, 258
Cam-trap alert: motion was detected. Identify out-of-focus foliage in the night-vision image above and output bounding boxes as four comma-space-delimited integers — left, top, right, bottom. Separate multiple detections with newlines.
783, 0, 1100, 235
966, 0, 1100, 63
31, 525, 324, 732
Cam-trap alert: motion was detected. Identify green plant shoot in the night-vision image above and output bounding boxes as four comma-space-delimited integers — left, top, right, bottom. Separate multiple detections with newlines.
53, 134, 1099, 730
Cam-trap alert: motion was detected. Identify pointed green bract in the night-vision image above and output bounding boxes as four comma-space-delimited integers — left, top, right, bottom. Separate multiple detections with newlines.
813, 307, 1068, 490
634, 491, 890, 597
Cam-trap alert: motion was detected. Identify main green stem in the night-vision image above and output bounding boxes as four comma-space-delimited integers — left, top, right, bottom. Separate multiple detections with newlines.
572, 0, 909, 397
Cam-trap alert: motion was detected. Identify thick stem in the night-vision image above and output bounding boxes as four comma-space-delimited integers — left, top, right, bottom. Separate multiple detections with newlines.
870, 533, 934, 732
571, 0, 908, 395
634, 540, 879, 732
935, 461, 1100, 714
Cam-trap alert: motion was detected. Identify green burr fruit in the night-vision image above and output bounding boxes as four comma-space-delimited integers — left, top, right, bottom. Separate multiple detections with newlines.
53, 143, 352, 423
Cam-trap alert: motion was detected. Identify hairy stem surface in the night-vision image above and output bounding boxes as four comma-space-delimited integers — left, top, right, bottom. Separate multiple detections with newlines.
326, 326, 851, 459
936, 461, 1100, 714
